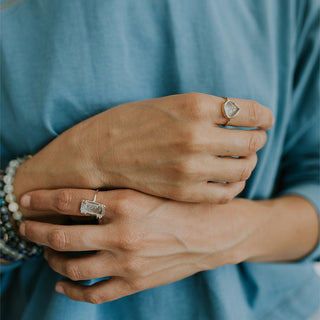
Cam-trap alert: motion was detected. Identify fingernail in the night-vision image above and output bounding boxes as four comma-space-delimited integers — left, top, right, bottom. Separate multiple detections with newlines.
19, 222, 26, 236
20, 195, 31, 208
56, 284, 65, 295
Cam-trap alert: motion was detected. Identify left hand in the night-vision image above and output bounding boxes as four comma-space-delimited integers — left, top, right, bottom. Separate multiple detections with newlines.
19, 188, 253, 304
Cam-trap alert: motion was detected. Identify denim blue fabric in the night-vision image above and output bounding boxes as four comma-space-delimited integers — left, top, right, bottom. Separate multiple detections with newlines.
1, 1, 319, 319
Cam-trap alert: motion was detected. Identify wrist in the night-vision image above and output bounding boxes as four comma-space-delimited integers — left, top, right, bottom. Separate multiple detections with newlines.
192, 199, 261, 270
239, 196, 319, 263
235, 199, 275, 263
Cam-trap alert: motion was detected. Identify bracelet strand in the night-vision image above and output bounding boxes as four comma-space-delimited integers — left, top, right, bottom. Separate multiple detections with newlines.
0, 156, 43, 262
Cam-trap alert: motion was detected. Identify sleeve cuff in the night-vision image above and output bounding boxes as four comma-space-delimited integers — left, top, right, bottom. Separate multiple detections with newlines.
279, 183, 320, 262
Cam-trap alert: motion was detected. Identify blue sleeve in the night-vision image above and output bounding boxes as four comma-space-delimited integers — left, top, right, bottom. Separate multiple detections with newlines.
0, 262, 21, 273
276, 0, 320, 262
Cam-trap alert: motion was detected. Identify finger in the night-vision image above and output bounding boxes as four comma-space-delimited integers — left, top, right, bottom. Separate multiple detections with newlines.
20, 188, 116, 218
56, 262, 197, 304
19, 220, 116, 251
210, 153, 258, 182
211, 128, 267, 156
55, 277, 135, 304
44, 249, 121, 281
208, 96, 274, 129
171, 180, 245, 204
20, 189, 96, 216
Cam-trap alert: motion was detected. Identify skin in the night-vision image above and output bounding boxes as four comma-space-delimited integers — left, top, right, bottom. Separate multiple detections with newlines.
13, 93, 274, 220
18, 189, 319, 304
2, 93, 275, 266
7, 93, 318, 304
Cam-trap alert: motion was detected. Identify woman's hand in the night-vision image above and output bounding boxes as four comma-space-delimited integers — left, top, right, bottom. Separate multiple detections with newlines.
14, 93, 274, 207
19, 188, 319, 303
19, 188, 256, 304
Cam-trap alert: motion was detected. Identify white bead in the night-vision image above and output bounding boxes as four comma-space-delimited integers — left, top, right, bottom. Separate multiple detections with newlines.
5, 193, 16, 203
9, 159, 19, 168
3, 175, 13, 184
17, 157, 24, 164
12, 211, 23, 220
5, 167, 15, 175
8, 202, 19, 212
4, 184, 14, 193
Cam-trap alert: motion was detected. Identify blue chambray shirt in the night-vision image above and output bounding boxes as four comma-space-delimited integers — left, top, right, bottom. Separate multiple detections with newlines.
1, 1, 319, 319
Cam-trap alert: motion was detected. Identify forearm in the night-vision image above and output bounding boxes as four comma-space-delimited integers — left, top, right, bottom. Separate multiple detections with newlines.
239, 195, 319, 263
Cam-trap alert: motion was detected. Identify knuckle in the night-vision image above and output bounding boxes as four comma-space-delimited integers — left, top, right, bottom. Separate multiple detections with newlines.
231, 181, 246, 198
117, 229, 143, 251
123, 256, 144, 276
113, 199, 131, 218
247, 132, 261, 153
184, 92, 207, 119
239, 181, 246, 193
64, 261, 82, 281
48, 229, 68, 250
259, 130, 267, 148
128, 278, 145, 292
217, 188, 233, 204
85, 289, 104, 305
248, 101, 262, 125
178, 158, 198, 177
112, 190, 136, 215
250, 153, 258, 168
56, 190, 73, 212
239, 155, 257, 181
240, 164, 252, 181
181, 127, 205, 154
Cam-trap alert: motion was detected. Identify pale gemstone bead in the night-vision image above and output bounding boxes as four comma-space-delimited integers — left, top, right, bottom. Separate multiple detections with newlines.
12, 251, 20, 258
2, 245, 10, 254
8, 202, 19, 212
4, 184, 14, 193
17, 157, 25, 164
5, 167, 15, 175
12, 211, 22, 220
3, 175, 13, 184
5, 193, 16, 203
9, 159, 19, 168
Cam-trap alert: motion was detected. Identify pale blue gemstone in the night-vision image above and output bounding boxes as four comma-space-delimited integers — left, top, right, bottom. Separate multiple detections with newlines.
80, 200, 105, 218
5, 193, 16, 203
4, 184, 14, 194
3, 175, 13, 185
9, 160, 19, 168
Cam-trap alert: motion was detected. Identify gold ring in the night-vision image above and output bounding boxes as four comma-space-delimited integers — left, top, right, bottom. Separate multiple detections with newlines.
221, 97, 240, 126
80, 190, 106, 219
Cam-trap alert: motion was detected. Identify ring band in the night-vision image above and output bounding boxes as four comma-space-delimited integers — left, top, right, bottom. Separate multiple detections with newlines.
221, 97, 240, 126
80, 190, 106, 219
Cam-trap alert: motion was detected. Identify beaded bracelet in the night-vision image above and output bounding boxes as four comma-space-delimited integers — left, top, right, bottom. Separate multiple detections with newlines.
0, 156, 43, 262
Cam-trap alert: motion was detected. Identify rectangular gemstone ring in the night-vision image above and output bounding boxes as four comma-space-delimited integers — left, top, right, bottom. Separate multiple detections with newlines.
80, 190, 106, 219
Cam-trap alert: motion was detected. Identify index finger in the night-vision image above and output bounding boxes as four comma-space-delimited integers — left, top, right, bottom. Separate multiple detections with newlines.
209, 95, 275, 130
20, 189, 111, 218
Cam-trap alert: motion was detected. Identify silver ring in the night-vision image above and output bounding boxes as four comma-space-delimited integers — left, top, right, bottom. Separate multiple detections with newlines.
80, 190, 106, 219
221, 97, 240, 126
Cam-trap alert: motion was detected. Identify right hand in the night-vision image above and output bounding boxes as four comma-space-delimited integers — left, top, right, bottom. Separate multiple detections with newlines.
14, 93, 274, 207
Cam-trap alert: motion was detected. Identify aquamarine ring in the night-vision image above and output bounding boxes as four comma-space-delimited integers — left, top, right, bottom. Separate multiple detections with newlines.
221, 97, 240, 126
80, 190, 106, 219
